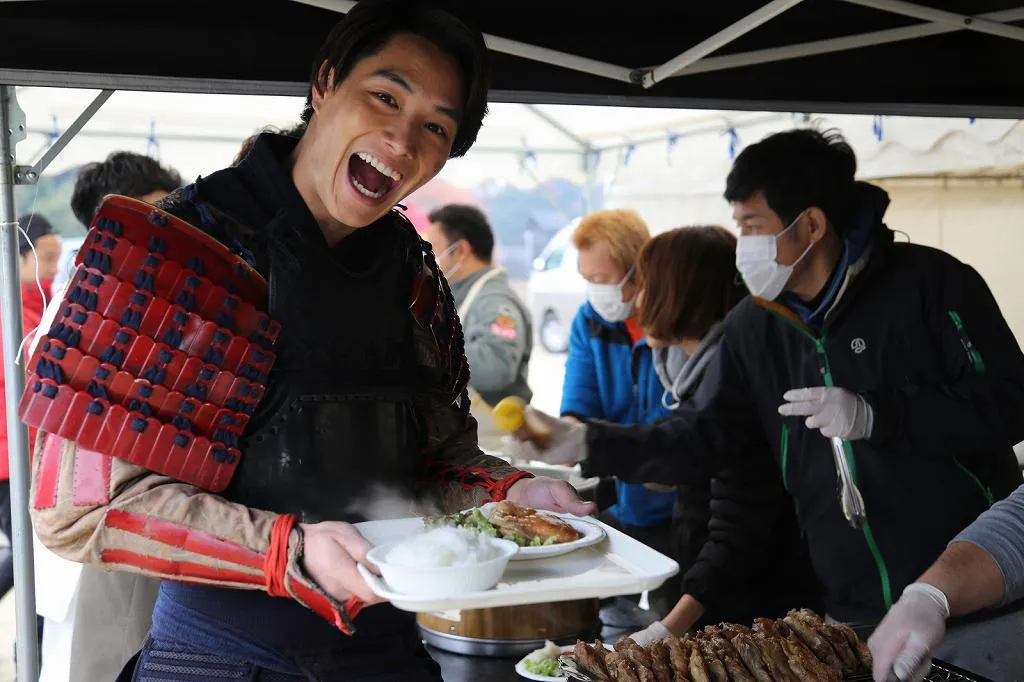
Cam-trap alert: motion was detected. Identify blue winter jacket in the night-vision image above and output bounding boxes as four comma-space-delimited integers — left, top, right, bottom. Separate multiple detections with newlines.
560, 302, 674, 528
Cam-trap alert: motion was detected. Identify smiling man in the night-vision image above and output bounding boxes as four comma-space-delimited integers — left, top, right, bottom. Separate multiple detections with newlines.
23, 2, 593, 680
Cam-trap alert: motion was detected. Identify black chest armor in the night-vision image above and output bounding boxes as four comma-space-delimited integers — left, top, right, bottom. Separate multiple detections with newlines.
221, 218, 426, 523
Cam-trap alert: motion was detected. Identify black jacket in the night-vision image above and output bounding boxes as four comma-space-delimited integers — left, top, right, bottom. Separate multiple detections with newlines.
658, 342, 823, 627
584, 184, 1024, 622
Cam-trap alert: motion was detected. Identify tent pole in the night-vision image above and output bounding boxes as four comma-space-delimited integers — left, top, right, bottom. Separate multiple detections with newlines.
671, 7, 1024, 77
0, 84, 39, 682
640, 0, 808, 88
840, 0, 1024, 43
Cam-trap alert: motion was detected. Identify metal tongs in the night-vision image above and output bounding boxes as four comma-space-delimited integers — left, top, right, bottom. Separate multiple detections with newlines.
831, 436, 867, 529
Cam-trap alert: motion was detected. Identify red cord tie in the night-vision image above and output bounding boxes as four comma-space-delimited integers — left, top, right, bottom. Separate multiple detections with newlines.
265, 513, 298, 597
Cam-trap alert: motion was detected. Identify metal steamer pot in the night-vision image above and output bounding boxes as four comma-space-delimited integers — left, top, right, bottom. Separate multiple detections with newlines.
417, 599, 602, 657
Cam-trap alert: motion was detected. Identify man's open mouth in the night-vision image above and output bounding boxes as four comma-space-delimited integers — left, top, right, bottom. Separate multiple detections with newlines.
348, 151, 402, 202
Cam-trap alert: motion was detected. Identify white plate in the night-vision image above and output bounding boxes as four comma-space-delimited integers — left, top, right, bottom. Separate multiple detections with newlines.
510, 516, 605, 561
514, 644, 613, 681
471, 502, 606, 561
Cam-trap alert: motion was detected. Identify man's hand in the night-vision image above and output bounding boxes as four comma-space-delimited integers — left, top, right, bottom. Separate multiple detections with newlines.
501, 406, 587, 465
778, 386, 874, 440
869, 583, 950, 682
299, 521, 386, 605
506, 476, 597, 517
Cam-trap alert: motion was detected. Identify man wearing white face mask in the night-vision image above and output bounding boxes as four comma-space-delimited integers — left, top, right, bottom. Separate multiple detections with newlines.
427, 204, 533, 452
505, 129, 1024, 680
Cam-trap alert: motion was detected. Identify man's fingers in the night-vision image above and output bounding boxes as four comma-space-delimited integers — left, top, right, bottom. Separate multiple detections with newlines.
548, 480, 598, 516
870, 627, 909, 682
326, 523, 381, 577
778, 400, 820, 417
333, 551, 382, 604
782, 387, 825, 403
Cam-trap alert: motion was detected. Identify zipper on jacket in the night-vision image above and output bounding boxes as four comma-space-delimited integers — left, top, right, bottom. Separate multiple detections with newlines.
949, 310, 986, 375
779, 424, 791, 491
766, 309, 896, 610
779, 423, 804, 533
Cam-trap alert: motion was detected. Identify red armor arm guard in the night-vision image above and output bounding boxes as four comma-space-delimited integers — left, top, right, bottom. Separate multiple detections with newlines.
23, 196, 360, 633
404, 215, 532, 511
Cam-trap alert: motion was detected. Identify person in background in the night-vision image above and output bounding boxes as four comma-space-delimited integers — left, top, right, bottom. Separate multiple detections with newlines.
70, 151, 182, 225
506, 129, 1024, 681
34, 151, 182, 682
616, 225, 821, 644
560, 208, 677, 617
427, 204, 532, 452
0, 213, 59, 673
233, 124, 306, 166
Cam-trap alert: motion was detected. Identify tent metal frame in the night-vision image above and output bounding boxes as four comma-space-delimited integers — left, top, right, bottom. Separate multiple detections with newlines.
3, 1, 1024, 680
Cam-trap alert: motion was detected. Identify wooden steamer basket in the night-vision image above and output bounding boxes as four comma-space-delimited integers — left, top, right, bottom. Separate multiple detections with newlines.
418, 599, 602, 657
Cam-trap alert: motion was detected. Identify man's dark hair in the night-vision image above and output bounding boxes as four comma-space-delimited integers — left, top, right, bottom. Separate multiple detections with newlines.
724, 128, 858, 231
300, 0, 489, 158
71, 151, 183, 226
16, 213, 55, 255
428, 204, 494, 262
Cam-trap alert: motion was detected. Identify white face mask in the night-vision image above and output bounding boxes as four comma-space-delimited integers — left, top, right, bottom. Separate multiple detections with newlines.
439, 241, 463, 280
587, 266, 635, 323
735, 210, 814, 301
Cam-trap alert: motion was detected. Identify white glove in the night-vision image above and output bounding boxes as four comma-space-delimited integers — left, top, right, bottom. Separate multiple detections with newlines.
627, 621, 673, 647
778, 386, 875, 440
869, 583, 950, 682
499, 407, 587, 466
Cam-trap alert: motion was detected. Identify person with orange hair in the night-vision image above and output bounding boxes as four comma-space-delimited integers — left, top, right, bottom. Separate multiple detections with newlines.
557, 209, 678, 616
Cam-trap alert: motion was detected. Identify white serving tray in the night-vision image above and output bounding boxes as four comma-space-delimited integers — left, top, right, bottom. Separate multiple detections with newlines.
355, 514, 679, 613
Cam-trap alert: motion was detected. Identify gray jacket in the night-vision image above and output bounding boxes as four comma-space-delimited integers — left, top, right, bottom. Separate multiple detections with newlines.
449, 266, 533, 407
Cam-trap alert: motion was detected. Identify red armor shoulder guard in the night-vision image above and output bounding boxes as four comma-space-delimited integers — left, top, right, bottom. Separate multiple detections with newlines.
19, 195, 281, 492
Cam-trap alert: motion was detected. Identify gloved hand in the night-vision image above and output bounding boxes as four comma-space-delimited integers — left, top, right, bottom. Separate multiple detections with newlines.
500, 407, 587, 466
869, 583, 950, 682
626, 621, 673, 647
778, 386, 874, 440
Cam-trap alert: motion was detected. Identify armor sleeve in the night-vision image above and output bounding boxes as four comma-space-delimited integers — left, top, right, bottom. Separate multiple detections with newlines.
22, 194, 362, 634
29, 432, 363, 634
403, 216, 532, 510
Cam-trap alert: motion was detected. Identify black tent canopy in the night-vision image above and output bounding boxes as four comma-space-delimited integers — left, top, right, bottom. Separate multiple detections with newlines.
1, 2, 1024, 681
1, 0, 1024, 117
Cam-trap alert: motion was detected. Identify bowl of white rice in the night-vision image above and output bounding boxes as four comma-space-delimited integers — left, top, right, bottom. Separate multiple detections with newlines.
366, 526, 518, 598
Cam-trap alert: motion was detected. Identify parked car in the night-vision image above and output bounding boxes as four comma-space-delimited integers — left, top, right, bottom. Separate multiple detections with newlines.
527, 219, 586, 354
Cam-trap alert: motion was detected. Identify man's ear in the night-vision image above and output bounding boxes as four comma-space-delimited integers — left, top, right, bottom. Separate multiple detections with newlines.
806, 207, 830, 244
310, 62, 335, 112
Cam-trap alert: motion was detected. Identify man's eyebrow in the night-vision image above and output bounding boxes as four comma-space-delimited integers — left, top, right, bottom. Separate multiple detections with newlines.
373, 68, 460, 123
374, 69, 412, 93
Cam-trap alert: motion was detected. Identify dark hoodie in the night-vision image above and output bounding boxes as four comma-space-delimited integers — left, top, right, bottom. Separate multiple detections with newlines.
584, 183, 1024, 622
651, 331, 823, 627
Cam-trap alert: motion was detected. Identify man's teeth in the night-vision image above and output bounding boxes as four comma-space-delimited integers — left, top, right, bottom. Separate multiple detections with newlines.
356, 151, 402, 183
352, 178, 386, 199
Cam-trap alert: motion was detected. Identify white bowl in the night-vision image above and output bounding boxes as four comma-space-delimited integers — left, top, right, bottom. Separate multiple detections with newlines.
366, 535, 518, 598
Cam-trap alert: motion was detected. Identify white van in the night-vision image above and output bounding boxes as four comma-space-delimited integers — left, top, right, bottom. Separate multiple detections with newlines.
526, 219, 586, 353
